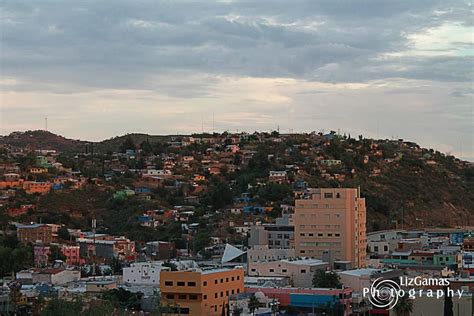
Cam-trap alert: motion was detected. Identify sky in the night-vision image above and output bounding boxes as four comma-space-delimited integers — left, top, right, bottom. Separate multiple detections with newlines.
0, 0, 473, 160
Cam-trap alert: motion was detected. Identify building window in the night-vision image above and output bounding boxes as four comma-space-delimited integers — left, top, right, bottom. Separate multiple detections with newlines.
166, 294, 174, 299
336, 193, 341, 198
301, 269, 306, 273
237, 276, 240, 280
231, 277, 235, 281
220, 279, 223, 283
189, 295, 197, 300
282, 269, 287, 273
226, 278, 229, 282
165, 281, 173, 286
220, 292, 224, 297
226, 290, 229, 296
269, 269, 274, 272
203, 295, 207, 300
177, 282, 185, 286
215, 280, 218, 284
215, 293, 218, 299
324, 193, 333, 198
232, 290, 235, 294
179, 295, 186, 300
300, 233, 305, 237
188, 282, 196, 286
203, 281, 207, 286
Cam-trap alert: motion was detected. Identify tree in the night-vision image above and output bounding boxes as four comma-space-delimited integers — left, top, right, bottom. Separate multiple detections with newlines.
248, 294, 260, 315
312, 270, 342, 288
232, 306, 243, 316
204, 181, 233, 209
110, 257, 122, 274
49, 245, 66, 262
256, 183, 292, 203
193, 231, 211, 255
444, 287, 453, 316
57, 227, 70, 241
394, 293, 413, 316
120, 137, 136, 153
101, 288, 142, 310
221, 302, 226, 316
41, 298, 82, 316
162, 261, 178, 271
140, 140, 153, 155
82, 300, 116, 316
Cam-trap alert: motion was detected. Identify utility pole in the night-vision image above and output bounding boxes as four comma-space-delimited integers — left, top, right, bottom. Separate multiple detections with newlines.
92, 218, 97, 278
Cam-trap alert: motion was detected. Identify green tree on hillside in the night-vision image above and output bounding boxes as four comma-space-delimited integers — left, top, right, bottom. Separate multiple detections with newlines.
120, 137, 136, 152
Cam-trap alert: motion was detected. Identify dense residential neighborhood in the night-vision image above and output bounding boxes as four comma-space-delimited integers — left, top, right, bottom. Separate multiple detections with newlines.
0, 130, 472, 315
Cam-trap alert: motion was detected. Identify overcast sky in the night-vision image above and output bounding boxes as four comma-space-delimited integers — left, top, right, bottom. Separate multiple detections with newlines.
0, 1, 472, 159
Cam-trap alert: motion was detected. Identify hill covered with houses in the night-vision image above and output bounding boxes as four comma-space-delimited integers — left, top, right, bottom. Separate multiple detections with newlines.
0, 130, 472, 246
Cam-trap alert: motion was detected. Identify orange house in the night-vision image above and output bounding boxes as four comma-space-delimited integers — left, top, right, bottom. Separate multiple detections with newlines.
160, 268, 244, 315
23, 181, 52, 195
0, 180, 24, 189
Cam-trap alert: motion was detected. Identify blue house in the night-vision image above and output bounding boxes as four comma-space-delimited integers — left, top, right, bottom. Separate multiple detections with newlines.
243, 206, 265, 214
135, 187, 152, 194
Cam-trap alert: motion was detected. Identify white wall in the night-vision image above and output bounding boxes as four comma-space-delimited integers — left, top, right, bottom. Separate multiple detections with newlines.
123, 262, 162, 285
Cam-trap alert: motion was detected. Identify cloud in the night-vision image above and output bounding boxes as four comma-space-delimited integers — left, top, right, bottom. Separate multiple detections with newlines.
0, 0, 472, 159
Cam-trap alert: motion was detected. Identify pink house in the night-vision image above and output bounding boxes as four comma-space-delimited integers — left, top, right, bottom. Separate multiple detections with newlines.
34, 245, 51, 267
61, 245, 84, 265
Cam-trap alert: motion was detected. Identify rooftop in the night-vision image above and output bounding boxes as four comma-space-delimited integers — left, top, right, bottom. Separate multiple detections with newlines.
338, 268, 387, 277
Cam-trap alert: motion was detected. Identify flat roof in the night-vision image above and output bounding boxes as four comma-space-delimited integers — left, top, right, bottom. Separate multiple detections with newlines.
202, 268, 242, 275
279, 258, 327, 265
338, 268, 384, 277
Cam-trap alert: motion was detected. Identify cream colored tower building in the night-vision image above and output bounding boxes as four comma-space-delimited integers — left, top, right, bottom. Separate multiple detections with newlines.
294, 188, 367, 268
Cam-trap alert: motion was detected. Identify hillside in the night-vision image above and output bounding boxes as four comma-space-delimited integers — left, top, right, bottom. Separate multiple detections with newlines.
0, 130, 87, 153
95, 133, 171, 153
0, 131, 173, 154
1, 130, 472, 231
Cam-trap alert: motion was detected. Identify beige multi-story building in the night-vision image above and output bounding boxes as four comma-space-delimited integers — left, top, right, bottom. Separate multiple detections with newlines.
294, 188, 367, 268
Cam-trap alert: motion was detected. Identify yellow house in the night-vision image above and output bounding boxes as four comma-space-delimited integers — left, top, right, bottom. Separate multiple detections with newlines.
29, 167, 48, 174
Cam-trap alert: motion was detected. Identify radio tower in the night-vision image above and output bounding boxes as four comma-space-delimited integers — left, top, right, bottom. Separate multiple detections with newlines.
45, 117, 48, 131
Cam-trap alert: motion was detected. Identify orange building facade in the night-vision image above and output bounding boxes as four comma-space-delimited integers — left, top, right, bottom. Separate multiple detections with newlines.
23, 181, 52, 195
294, 188, 367, 268
160, 268, 244, 315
